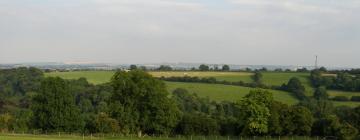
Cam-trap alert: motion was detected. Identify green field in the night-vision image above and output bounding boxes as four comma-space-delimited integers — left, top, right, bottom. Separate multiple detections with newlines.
150, 71, 253, 82
46, 71, 314, 95
45, 71, 308, 86
45, 71, 115, 84
166, 82, 299, 105
45, 71, 360, 107
328, 90, 360, 97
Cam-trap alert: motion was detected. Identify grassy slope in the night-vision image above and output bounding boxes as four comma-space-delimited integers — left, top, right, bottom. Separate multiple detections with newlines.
165, 82, 299, 105
45, 71, 360, 107
150, 71, 253, 82
45, 71, 115, 84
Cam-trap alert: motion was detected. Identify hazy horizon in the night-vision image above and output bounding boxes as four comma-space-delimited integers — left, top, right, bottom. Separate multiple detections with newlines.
1, 0, 359, 67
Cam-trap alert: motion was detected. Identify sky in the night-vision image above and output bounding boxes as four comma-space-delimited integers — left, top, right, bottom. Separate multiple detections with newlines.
0, 0, 359, 67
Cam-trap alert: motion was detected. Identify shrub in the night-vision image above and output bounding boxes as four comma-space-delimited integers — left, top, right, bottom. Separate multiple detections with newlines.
332, 96, 349, 101
350, 96, 360, 102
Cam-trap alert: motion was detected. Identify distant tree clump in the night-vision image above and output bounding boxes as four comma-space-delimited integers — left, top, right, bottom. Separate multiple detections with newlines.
199, 64, 210, 71
157, 65, 173, 71
129, 65, 137, 70
251, 71, 263, 85
313, 86, 328, 100
283, 77, 306, 100
222, 65, 230, 71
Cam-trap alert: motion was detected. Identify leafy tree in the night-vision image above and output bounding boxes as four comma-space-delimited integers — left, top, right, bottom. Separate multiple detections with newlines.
314, 86, 328, 100
289, 106, 314, 135
312, 113, 358, 139
237, 89, 273, 135
157, 65, 173, 71
109, 70, 181, 135
0, 113, 13, 132
199, 64, 209, 71
319, 67, 327, 72
95, 112, 119, 133
268, 101, 288, 136
31, 77, 83, 132
176, 113, 219, 136
286, 77, 306, 100
310, 70, 322, 87
337, 122, 358, 140
129, 65, 137, 70
251, 71, 263, 85
11, 109, 32, 132
222, 65, 230, 71
297, 68, 308, 72
300, 98, 334, 118
345, 106, 360, 131
0, 67, 43, 96
312, 115, 341, 136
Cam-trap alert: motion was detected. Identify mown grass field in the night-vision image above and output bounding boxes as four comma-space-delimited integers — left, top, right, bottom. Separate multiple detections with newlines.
45, 71, 115, 84
166, 82, 299, 105
45, 71, 360, 107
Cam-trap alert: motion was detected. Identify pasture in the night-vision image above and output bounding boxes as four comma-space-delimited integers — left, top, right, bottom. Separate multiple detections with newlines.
45, 71, 360, 107
166, 82, 299, 105
45, 71, 115, 84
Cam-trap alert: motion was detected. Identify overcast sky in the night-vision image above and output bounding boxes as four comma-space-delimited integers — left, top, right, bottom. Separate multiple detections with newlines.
0, 0, 359, 67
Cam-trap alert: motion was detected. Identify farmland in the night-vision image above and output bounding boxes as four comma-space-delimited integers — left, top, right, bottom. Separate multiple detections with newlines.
45, 71, 360, 107
166, 82, 299, 105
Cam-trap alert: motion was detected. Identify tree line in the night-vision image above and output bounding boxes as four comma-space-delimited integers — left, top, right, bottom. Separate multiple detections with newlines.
0, 67, 359, 139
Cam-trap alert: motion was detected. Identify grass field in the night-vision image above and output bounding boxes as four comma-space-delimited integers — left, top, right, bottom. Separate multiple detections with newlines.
328, 90, 360, 97
45, 71, 360, 107
150, 71, 254, 82
165, 82, 299, 105
45, 71, 115, 84
45, 71, 308, 86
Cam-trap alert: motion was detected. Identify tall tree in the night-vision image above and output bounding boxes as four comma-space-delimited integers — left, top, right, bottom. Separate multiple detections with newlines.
313, 86, 328, 100
286, 77, 306, 100
237, 89, 273, 135
109, 70, 181, 135
251, 71, 263, 85
31, 77, 83, 132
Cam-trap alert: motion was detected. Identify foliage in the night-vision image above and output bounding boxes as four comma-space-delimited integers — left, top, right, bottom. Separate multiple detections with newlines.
176, 113, 219, 136
314, 86, 328, 100
31, 77, 83, 132
109, 70, 181, 135
0, 67, 43, 96
157, 65, 173, 71
251, 71, 263, 85
199, 64, 210, 71
237, 89, 273, 135
332, 96, 349, 101
95, 112, 119, 133
283, 77, 306, 100
222, 65, 230, 71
